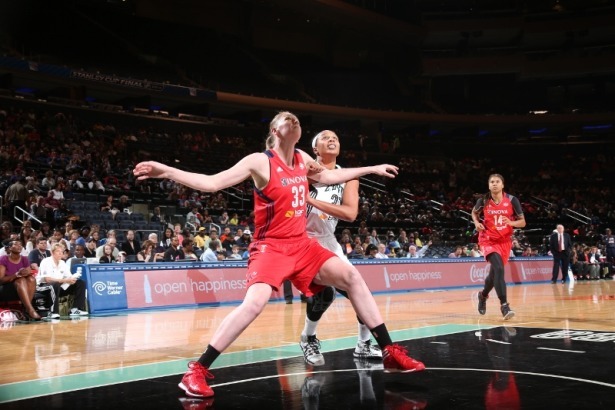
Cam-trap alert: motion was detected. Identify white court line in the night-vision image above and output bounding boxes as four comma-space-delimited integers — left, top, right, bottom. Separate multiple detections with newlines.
486, 339, 511, 345
537, 347, 585, 354
210, 367, 615, 389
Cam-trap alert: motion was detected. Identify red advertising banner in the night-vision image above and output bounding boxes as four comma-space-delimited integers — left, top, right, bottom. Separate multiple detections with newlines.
357, 259, 553, 292
122, 259, 553, 310
124, 267, 287, 309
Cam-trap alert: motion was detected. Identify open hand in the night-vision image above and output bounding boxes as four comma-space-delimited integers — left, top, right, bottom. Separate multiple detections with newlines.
371, 164, 399, 178
133, 161, 169, 180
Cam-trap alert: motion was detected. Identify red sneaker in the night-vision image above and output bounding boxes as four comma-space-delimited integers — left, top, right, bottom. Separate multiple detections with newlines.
383, 344, 425, 373
178, 361, 215, 397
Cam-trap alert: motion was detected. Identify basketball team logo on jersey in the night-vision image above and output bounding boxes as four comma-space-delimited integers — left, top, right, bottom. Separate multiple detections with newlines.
280, 175, 307, 186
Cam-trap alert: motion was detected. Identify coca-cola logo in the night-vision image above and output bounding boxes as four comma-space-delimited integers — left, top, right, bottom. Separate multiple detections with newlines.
470, 263, 491, 282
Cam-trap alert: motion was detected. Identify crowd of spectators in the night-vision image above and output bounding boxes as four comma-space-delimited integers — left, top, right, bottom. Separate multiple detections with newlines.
1, 103, 614, 265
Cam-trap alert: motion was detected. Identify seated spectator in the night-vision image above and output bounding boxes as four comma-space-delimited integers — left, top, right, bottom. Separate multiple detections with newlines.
511, 239, 524, 257
470, 244, 483, 258
137, 240, 162, 263
96, 238, 119, 260
193, 227, 208, 250
83, 236, 98, 258
218, 211, 229, 225
88, 176, 105, 192
99, 229, 116, 246
29, 195, 48, 227
49, 182, 65, 202
28, 237, 50, 270
350, 243, 369, 259
100, 194, 119, 219
99, 244, 116, 264
163, 236, 185, 262
150, 206, 168, 226
117, 195, 131, 212
121, 230, 140, 256
375, 243, 389, 259
235, 229, 251, 253
205, 228, 219, 249
147, 233, 166, 261
174, 223, 184, 244
407, 241, 432, 258
161, 227, 174, 249
66, 244, 86, 273
228, 212, 239, 226
200, 239, 224, 262
448, 246, 463, 258
38, 243, 88, 318
366, 243, 380, 259
75, 226, 90, 247
338, 233, 353, 255
182, 239, 199, 261
219, 227, 232, 243
186, 206, 202, 228
0, 240, 41, 320
226, 244, 243, 260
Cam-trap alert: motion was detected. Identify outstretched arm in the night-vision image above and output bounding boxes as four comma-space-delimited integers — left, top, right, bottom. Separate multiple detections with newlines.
298, 150, 397, 185
133, 153, 266, 192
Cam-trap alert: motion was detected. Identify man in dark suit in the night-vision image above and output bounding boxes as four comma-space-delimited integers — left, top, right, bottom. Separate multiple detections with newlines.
549, 224, 572, 283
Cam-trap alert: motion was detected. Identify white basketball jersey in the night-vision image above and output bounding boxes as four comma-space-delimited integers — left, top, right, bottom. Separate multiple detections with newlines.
306, 165, 345, 240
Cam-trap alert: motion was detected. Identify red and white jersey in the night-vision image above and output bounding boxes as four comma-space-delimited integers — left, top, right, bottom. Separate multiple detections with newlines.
253, 149, 309, 241
474, 193, 523, 243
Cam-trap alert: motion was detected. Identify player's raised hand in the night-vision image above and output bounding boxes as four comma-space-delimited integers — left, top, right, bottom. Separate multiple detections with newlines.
370, 164, 398, 178
133, 161, 170, 180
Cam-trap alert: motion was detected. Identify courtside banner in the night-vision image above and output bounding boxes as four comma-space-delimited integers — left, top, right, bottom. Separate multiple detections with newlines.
124, 265, 251, 309
86, 266, 128, 312
86, 258, 552, 312
352, 258, 553, 291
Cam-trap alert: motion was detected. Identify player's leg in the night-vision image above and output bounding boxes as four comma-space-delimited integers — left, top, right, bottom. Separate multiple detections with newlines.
486, 252, 514, 320
179, 283, 273, 397
314, 257, 425, 373
335, 287, 381, 359
300, 285, 335, 365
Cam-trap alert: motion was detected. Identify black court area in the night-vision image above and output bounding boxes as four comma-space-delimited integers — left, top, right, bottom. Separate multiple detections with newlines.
5, 327, 615, 409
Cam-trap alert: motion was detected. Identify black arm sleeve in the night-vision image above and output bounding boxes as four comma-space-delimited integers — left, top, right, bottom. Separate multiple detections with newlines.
510, 196, 524, 217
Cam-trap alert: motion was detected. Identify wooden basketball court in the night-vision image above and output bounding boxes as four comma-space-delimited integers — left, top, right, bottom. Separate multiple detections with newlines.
1, 280, 614, 408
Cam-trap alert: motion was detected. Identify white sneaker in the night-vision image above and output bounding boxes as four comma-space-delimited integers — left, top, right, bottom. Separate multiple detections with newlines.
69, 308, 88, 316
300, 334, 325, 366
353, 340, 382, 359
47, 313, 61, 319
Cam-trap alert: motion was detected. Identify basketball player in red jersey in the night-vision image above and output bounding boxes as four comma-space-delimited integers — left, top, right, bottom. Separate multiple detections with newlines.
133, 111, 425, 400
472, 174, 526, 320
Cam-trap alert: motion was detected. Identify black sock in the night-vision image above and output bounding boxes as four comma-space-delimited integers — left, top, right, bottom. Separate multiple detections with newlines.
370, 323, 393, 349
197, 344, 220, 368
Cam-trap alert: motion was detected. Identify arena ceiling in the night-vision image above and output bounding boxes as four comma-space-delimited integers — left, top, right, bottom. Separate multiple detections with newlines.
1, 0, 615, 142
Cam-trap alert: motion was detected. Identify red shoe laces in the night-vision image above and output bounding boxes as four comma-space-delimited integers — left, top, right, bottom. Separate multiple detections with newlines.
190, 362, 215, 380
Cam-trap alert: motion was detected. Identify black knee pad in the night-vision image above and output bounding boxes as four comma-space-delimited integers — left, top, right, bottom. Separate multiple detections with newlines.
307, 286, 336, 319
